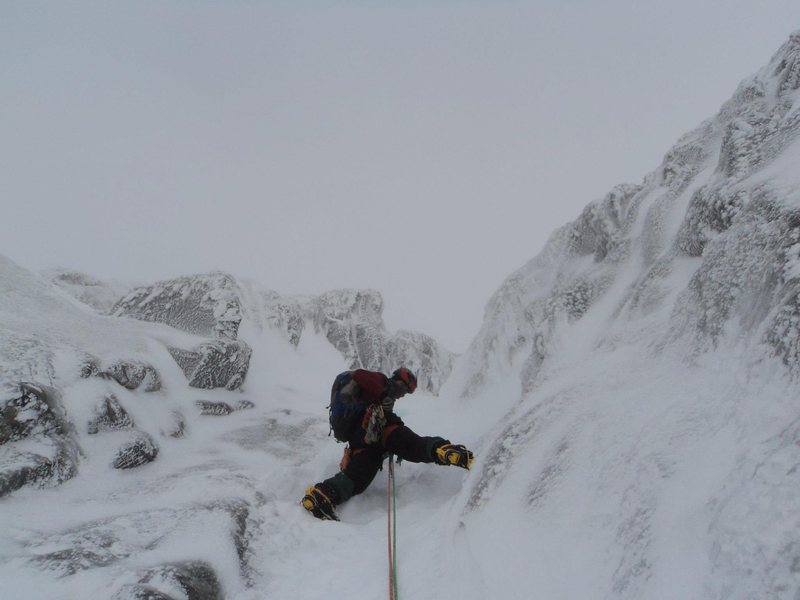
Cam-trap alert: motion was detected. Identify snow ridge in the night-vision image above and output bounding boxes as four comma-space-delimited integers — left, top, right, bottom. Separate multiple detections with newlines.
444, 31, 800, 599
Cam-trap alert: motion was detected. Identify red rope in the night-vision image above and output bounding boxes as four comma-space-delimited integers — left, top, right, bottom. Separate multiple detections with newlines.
388, 457, 396, 600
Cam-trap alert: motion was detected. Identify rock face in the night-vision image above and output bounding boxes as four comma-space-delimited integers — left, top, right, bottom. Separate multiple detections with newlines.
0, 383, 81, 498
113, 273, 253, 390
456, 32, 800, 400
115, 274, 455, 394
238, 280, 456, 393
168, 341, 252, 391
113, 272, 243, 340
447, 31, 800, 599
299, 289, 455, 393
241, 287, 306, 347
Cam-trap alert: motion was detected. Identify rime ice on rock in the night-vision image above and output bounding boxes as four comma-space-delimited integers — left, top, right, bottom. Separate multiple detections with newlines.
113, 272, 244, 340
112, 431, 159, 470
457, 31, 800, 402
114, 273, 253, 390
451, 30, 800, 598
0, 383, 81, 498
87, 395, 134, 434
135, 277, 457, 394
298, 289, 455, 393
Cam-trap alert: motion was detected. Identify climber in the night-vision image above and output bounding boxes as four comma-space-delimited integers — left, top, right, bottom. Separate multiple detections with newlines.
301, 367, 474, 521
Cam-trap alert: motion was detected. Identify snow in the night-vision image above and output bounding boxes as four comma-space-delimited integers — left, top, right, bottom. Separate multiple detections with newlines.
6, 247, 797, 599
0, 253, 473, 599
5, 30, 800, 600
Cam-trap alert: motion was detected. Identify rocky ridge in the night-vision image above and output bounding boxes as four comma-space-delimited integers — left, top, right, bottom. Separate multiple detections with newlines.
454, 32, 800, 400
114, 275, 455, 394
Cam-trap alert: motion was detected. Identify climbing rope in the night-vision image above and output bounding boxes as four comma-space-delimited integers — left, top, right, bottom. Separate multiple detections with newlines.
387, 455, 399, 600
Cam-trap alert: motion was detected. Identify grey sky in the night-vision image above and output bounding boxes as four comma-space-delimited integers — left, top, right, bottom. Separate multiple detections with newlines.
2, 2, 799, 352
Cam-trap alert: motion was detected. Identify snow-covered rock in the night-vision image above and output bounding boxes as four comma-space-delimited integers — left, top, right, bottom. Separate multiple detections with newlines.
82, 356, 163, 392
299, 289, 455, 393
43, 268, 130, 313
240, 282, 455, 392
115, 274, 455, 393
112, 273, 253, 390
112, 431, 159, 470
113, 272, 244, 341
0, 383, 81, 498
87, 395, 135, 434
113, 561, 223, 600
0, 254, 268, 596
167, 340, 251, 391
442, 31, 800, 599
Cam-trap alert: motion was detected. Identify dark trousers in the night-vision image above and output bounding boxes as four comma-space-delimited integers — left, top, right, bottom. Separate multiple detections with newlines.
318, 425, 446, 505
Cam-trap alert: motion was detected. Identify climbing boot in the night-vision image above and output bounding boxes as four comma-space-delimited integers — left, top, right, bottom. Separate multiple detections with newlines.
301, 485, 340, 521
434, 443, 474, 470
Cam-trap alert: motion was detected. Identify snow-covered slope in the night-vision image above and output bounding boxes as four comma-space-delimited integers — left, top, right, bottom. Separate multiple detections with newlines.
437, 31, 800, 599
43, 268, 132, 314
0, 255, 457, 599
4, 30, 800, 600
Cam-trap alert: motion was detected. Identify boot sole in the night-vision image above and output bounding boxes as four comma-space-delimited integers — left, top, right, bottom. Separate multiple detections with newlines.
301, 494, 340, 521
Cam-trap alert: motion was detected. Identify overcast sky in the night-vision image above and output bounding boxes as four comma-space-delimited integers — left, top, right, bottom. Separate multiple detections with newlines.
2, 2, 799, 352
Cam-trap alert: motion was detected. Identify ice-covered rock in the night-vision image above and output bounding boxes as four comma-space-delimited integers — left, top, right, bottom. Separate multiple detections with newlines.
195, 400, 234, 416
238, 279, 456, 391
446, 31, 800, 598
112, 431, 159, 470
114, 561, 223, 600
456, 32, 800, 401
237, 284, 306, 347
298, 289, 455, 393
110, 273, 254, 390
168, 340, 251, 391
26, 498, 254, 592
87, 395, 135, 434
82, 356, 163, 392
194, 399, 255, 416
120, 274, 455, 393
113, 272, 244, 341
0, 383, 81, 498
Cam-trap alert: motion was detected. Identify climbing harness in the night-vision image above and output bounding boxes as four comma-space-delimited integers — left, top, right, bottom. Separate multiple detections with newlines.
387, 455, 399, 600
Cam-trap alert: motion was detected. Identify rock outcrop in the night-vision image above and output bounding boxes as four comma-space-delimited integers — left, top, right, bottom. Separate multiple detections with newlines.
0, 383, 81, 498
112, 431, 159, 470
82, 356, 162, 392
113, 273, 252, 390
115, 274, 455, 394
299, 289, 455, 393
114, 561, 223, 600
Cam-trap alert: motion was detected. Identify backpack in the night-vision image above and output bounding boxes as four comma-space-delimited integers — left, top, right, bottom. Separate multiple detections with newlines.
327, 370, 365, 442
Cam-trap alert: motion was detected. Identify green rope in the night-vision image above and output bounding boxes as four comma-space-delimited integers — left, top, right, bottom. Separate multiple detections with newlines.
392, 457, 398, 599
